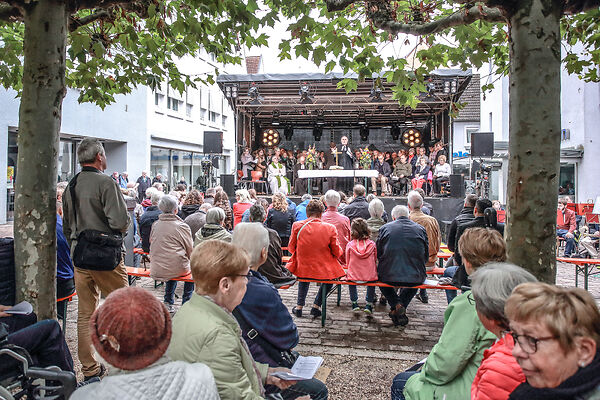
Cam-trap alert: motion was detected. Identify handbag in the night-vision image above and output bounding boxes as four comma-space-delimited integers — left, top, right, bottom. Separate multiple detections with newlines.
68, 171, 123, 271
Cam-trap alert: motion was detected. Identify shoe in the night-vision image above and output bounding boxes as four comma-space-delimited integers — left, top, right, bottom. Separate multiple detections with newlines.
351, 301, 360, 311
389, 305, 409, 327
310, 307, 322, 317
364, 303, 373, 315
292, 306, 303, 317
164, 302, 176, 313
379, 296, 387, 306
84, 364, 106, 382
416, 291, 429, 304
77, 377, 100, 388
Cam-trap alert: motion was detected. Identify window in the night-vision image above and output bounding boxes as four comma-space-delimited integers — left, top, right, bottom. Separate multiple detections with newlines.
167, 97, 179, 112
186, 103, 193, 118
200, 108, 207, 120
222, 115, 228, 127
154, 92, 164, 106
209, 111, 218, 123
465, 127, 478, 144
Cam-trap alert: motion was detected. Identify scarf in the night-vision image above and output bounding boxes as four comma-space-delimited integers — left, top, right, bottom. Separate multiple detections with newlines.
509, 350, 600, 400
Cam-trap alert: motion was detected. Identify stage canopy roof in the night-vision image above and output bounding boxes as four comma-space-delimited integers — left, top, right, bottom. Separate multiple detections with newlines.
217, 69, 472, 129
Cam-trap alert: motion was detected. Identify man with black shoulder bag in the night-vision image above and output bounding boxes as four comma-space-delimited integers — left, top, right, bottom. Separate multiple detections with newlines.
62, 138, 130, 382
232, 223, 328, 400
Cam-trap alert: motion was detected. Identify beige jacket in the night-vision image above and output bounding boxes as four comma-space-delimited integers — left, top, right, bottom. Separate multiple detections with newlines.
410, 209, 441, 268
150, 213, 193, 281
62, 167, 130, 255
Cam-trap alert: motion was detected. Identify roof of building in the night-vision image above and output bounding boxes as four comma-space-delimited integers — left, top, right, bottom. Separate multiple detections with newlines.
454, 74, 480, 122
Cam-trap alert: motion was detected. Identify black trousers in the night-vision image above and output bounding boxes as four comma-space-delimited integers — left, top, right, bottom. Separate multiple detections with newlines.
379, 286, 418, 310
434, 177, 449, 194
57, 277, 76, 320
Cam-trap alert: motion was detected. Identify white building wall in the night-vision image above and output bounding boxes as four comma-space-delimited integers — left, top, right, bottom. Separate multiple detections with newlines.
0, 88, 20, 224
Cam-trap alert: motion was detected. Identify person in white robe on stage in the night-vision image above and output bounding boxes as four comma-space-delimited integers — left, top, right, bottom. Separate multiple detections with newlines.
267, 155, 290, 194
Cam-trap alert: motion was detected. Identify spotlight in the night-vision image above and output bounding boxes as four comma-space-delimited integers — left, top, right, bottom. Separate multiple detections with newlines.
248, 82, 263, 105
358, 109, 366, 125
299, 82, 313, 104
316, 109, 325, 125
402, 128, 421, 147
272, 110, 280, 126
313, 126, 323, 141
391, 125, 401, 140
360, 126, 369, 142
262, 128, 280, 147
284, 125, 293, 141
443, 79, 458, 94
224, 83, 238, 99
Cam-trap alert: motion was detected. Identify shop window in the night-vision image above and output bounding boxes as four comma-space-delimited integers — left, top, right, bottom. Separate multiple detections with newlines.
559, 164, 575, 196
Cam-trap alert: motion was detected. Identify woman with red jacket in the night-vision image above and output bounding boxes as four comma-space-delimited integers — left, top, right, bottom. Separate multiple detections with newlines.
287, 199, 345, 318
469, 263, 537, 400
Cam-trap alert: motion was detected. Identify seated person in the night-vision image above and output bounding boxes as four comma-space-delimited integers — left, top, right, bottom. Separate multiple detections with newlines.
194, 207, 232, 246
265, 193, 295, 247
71, 287, 219, 399
168, 240, 296, 399
371, 153, 392, 196
56, 201, 75, 321
346, 218, 377, 314
231, 223, 328, 400
432, 155, 451, 194
411, 157, 430, 190
376, 205, 428, 326
556, 196, 577, 257
248, 204, 296, 288
268, 155, 290, 195
390, 154, 412, 195
139, 191, 163, 252
469, 263, 537, 400
149, 195, 194, 310
391, 228, 505, 400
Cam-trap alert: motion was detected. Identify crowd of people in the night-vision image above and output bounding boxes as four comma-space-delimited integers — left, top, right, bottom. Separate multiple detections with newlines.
241, 139, 451, 196
1, 137, 599, 400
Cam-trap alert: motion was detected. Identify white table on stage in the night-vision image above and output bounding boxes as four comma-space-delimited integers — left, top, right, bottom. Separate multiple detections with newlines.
297, 169, 378, 194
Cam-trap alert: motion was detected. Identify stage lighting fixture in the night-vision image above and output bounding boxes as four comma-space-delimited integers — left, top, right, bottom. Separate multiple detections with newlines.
262, 128, 280, 147
316, 109, 325, 125
360, 126, 369, 142
313, 126, 323, 141
444, 79, 458, 94
391, 125, 401, 141
402, 128, 421, 147
426, 79, 436, 95
271, 110, 280, 126
284, 125, 293, 141
248, 82, 263, 105
358, 109, 366, 125
224, 83, 238, 99
299, 82, 313, 104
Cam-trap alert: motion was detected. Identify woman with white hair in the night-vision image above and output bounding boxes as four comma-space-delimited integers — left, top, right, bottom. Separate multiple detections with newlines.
194, 207, 232, 246
149, 195, 194, 310
367, 198, 385, 241
232, 189, 253, 227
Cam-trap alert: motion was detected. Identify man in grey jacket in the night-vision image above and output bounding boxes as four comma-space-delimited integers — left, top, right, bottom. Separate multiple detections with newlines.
62, 138, 130, 381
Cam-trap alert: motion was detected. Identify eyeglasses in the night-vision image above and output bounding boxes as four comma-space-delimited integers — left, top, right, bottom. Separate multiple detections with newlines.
230, 271, 252, 280
503, 330, 557, 354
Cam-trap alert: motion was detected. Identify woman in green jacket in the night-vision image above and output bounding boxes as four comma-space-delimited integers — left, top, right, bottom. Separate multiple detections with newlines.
168, 240, 295, 399
392, 228, 505, 400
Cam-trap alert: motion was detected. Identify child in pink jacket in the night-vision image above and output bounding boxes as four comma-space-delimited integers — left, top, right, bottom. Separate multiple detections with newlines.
346, 218, 378, 314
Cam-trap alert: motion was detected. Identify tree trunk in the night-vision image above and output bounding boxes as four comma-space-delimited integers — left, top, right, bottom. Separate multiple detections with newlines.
505, 0, 562, 283
15, 0, 67, 319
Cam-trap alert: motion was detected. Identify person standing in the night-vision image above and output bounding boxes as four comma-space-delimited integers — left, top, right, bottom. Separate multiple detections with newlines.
135, 171, 152, 202
338, 135, 354, 193
62, 137, 130, 381
118, 171, 129, 189
293, 156, 308, 195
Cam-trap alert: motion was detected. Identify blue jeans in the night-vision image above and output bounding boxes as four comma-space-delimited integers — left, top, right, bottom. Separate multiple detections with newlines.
297, 282, 333, 307
349, 285, 376, 303
378, 287, 418, 310
557, 229, 576, 256
164, 280, 195, 305
391, 371, 417, 400
281, 378, 328, 399
444, 266, 458, 304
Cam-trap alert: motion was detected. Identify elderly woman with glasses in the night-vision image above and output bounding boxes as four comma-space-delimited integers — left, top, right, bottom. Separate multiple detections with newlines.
168, 240, 297, 400
503, 282, 600, 399
469, 263, 537, 400
393, 227, 506, 400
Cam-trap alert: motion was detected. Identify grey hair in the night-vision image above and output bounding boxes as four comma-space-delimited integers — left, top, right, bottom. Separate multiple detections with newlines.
235, 189, 252, 203
206, 188, 216, 196
324, 190, 341, 207
391, 205, 409, 219
127, 189, 137, 198
206, 207, 226, 225
158, 195, 179, 214
199, 203, 212, 212
470, 262, 537, 328
353, 184, 366, 197
407, 190, 423, 210
248, 204, 266, 223
77, 138, 104, 165
301, 194, 312, 202
145, 187, 157, 198
368, 198, 384, 218
150, 191, 163, 205
366, 194, 376, 203
232, 223, 269, 267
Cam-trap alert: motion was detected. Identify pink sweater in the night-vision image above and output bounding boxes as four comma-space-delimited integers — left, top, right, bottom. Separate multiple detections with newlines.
345, 239, 378, 281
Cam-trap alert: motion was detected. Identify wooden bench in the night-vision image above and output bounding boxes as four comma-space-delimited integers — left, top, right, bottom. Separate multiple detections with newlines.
57, 291, 76, 333
556, 256, 600, 291
126, 266, 194, 284
286, 277, 458, 327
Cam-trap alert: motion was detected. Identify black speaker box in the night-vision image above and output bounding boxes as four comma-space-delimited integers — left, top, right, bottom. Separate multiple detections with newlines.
204, 131, 223, 153
471, 132, 494, 157
220, 174, 235, 197
212, 156, 219, 169
450, 174, 465, 198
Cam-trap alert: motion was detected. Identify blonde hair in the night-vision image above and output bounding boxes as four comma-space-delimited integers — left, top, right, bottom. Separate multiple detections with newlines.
271, 192, 288, 212
505, 282, 600, 350
190, 241, 249, 294
458, 227, 506, 270
438, 154, 446, 163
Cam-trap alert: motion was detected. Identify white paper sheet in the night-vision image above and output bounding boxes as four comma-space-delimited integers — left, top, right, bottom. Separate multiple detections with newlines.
5, 301, 33, 315
269, 356, 324, 381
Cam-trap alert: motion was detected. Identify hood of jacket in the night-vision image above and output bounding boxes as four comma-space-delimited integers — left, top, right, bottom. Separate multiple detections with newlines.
181, 204, 200, 214
200, 224, 227, 238
347, 239, 376, 260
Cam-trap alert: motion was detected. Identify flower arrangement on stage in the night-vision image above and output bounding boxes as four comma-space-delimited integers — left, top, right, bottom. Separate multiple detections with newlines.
306, 145, 318, 170
359, 148, 372, 170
